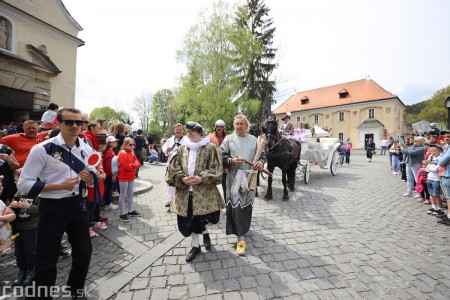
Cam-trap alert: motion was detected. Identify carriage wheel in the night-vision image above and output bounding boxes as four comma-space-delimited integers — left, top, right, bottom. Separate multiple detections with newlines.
303, 160, 310, 184
330, 151, 340, 176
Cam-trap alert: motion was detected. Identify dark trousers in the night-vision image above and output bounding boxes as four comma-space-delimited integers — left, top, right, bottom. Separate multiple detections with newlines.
89, 200, 100, 223
135, 150, 142, 176
345, 152, 351, 164
420, 183, 430, 200
366, 150, 373, 159
401, 163, 407, 181
103, 176, 113, 206
14, 228, 37, 270
34, 197, 92, 299
222, 173, 227, 200
113, 180, 120, 193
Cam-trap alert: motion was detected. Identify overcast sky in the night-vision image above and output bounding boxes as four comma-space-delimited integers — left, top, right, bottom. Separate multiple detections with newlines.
63, 0, 450, 117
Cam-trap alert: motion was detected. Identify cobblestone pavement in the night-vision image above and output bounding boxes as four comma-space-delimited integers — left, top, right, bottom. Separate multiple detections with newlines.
1, 151, 449, 299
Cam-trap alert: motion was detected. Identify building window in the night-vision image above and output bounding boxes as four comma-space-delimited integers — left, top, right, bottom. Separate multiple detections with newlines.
300, 96, 309, 105
296, 116, 300, 124
338, 89, 349, 99
338, 112, 344, 122
314, 115, 318, 124
368, 108, 375, 119
339, 133, 344, 141
0, 16, 13, 51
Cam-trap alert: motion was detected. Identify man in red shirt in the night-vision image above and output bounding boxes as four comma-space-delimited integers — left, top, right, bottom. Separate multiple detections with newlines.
0, 120, 41, 167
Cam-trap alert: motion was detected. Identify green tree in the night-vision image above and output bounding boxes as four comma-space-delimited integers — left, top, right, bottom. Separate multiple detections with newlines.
89, 107, 119, 127
148, 120, 163, 136
174, 0, 242, 130
233, 0, 277, 123
151, 89, 176, 134
417, 85, 450, 123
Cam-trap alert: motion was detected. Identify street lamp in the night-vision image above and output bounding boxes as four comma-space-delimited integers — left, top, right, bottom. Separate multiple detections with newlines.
446, 95, 450, 130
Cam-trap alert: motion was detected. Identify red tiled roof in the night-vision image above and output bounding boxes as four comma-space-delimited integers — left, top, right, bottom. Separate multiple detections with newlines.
273, 78, 403, 114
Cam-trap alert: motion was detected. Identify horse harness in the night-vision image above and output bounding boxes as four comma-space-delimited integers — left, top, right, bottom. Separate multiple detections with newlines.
266, 134, 295, 160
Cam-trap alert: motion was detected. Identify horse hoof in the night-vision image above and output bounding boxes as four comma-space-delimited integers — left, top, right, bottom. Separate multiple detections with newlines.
289, 187, 295, 191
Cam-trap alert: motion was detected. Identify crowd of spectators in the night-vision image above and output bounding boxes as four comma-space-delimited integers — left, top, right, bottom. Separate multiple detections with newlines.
385, 123, 450, 226
0, 104, 165, 291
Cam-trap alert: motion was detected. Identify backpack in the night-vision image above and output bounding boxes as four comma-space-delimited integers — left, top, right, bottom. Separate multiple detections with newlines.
111, 155, 119, 175
345, 144, 351, 152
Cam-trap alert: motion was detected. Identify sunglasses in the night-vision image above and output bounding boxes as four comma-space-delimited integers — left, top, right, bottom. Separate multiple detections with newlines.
128, 143, 135, 146
61, 120, 84, 126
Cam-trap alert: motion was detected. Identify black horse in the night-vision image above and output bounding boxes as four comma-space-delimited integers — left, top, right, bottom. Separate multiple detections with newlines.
262, 119, 301, 200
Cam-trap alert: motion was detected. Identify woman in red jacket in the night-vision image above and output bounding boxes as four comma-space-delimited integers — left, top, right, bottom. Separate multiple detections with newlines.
118, 137, 142, 222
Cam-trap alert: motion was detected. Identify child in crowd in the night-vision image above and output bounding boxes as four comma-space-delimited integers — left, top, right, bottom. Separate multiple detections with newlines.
9, 192, 38, 286
147, 145, 159, 164
344, 139, 352, 164
87, 163, 107, 237
118, 137, 141, 222
415, 160, 430, 204
7, 168, 38, 286
102, 136, 119, 211
426, 145, 445, 216
0, 175, 16, 252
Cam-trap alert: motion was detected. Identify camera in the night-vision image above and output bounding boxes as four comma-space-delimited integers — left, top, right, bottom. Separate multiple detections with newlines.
0, 144, 13, 155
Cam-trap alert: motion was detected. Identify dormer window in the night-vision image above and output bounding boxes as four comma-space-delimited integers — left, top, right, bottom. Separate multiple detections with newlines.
300, 96, 309, 105
338, 89, 349, 99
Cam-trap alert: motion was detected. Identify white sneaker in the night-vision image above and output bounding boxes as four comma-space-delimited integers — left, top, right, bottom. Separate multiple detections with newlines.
413, 194, 421, 199
105, 203, 119, 210
403, 191, 412, 197
392, 171, 396, 175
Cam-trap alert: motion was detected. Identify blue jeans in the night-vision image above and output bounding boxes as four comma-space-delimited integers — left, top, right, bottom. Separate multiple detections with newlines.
381, 146, 387, 155
148, 156, 158, 163
427, 180, 441, 196
391, 155, 400, 173
440, 177, 450, 200
406, 163, 421, 192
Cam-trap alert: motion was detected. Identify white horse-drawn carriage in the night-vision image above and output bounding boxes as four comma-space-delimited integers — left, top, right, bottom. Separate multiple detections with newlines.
297, 126, 342, 184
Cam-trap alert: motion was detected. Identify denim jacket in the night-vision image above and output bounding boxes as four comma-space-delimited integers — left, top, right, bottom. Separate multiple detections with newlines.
401, 145, 426, 166
438, 146, 450, 177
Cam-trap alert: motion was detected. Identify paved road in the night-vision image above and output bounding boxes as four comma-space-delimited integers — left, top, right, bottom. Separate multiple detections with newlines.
1, 150, 449, 299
